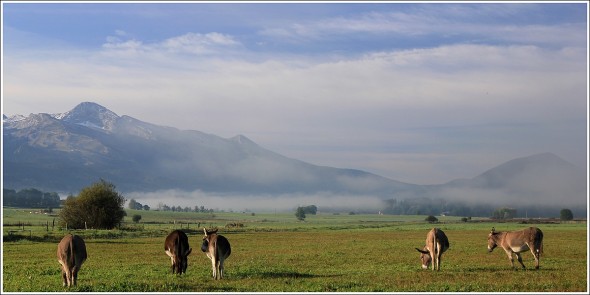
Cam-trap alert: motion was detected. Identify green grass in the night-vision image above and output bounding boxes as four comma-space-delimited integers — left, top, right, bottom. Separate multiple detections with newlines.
2, 208, 587, 292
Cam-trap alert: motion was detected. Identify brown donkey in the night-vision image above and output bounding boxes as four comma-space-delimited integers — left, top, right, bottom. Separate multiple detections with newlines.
415, 228, 449, 271
164, 230, 192, 275
487, 227, 543, 270
57, 234, 88, 287
201, 228, 231, 279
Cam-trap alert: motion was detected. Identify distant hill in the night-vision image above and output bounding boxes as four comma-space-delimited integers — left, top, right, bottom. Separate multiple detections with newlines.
3, 102, 586, 214
426, 152, 586, 208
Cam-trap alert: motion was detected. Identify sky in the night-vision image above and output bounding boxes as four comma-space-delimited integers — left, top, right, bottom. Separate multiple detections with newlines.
2, 1, 588, 185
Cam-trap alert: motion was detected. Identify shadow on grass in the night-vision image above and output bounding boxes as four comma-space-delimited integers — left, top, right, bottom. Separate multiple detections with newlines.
86, 239, 135, 244
234, 270, 341, 279
461, 266, 554, 272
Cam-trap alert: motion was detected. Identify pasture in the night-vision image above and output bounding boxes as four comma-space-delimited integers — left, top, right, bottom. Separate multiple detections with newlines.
2, 208, 588, 292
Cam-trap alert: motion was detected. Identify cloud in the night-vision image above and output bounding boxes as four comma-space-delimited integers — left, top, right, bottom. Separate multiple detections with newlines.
159, 32, 240, 54
258, 7, 586, 48
5, 40, 585, 133
101, 31, 242, 57
3, 3, 586, 186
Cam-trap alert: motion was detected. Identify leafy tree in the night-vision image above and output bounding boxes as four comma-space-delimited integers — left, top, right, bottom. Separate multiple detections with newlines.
143, 204, 150, 211
425, 215, 438, 223
132, 214, 142, 223
302, 205, 318, 215
59, 179, 126, 229
295, 207, 306, 221
560, 208, 574, 221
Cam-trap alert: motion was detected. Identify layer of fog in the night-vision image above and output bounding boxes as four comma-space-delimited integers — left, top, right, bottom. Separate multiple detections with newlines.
125, 185, 587, 215
125, 190, 385, 213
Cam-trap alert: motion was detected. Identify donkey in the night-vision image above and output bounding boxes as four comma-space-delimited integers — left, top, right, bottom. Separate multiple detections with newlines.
57, 234, 88, 287
487, 227, 543, 270
415, 228, 449, 271
201, 228, 231, 279
164, 230, 192, 275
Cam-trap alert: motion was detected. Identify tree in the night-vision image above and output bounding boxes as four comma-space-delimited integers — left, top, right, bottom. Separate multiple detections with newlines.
425, 215, 438, 223
560, 208, 574, 221
143, 204, 150, 211
132, 214, 142, 223
59, 179, 127, 229
295, 207, 306, 221
128, 198, 138, 210
302, 205, 318, 215
3, 188, 61, 208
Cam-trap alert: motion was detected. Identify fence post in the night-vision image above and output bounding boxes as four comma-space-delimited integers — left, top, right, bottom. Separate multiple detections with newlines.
85, 222, 87, 230
46, 221, 49, 232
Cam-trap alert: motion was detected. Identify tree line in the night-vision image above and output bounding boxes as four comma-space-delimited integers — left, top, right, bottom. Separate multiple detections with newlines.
381, 197, 577, 219
3, 188, 61, 208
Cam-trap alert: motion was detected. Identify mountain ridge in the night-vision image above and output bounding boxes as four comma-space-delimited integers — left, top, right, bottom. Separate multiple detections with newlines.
3, 102, 416, 195
3, 102, 586, 212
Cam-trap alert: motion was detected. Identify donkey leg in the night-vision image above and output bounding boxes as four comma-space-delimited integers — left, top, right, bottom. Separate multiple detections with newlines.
219, 258, 225, 279
216, 261, 221, 280
515, 253, 526, 269
531, 248, 541, 269
61, 269, 68, 287
505, 251, 516, 269
211, 258, 217, 279
72, 266, 78, 286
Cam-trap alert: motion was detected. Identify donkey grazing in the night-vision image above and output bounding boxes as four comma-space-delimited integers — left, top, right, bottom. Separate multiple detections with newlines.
57, 234, 88, 287
487, 227, 543, 270
164, 230, 192, 275
201, 228, 231, 280
415, 228, 449, 271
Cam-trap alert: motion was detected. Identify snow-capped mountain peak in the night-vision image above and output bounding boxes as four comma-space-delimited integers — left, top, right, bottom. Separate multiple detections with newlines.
3, 114, 27, 123
60, 102, 120, 131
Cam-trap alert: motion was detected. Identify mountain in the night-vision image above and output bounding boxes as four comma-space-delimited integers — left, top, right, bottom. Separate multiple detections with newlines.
3, 102, 416, 195
429, 153, 587, 208
3, 102, 586, 213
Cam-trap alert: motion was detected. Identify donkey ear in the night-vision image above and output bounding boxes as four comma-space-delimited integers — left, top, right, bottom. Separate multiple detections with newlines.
415, 248, 429, 254
203, 228, 208, 235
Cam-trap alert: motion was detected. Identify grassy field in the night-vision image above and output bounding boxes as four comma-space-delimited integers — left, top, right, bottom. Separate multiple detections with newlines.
2, 208, 588, 292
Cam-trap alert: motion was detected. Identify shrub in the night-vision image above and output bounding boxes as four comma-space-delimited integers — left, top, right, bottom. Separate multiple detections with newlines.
59, 179, 126, 229
425, 215, 438, 223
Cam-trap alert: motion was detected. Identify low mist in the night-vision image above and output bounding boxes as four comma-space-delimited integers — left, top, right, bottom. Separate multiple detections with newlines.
125, 189, 384, 213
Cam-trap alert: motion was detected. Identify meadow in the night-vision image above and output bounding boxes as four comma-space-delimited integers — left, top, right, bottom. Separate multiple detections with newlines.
2, 208, 588, 292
